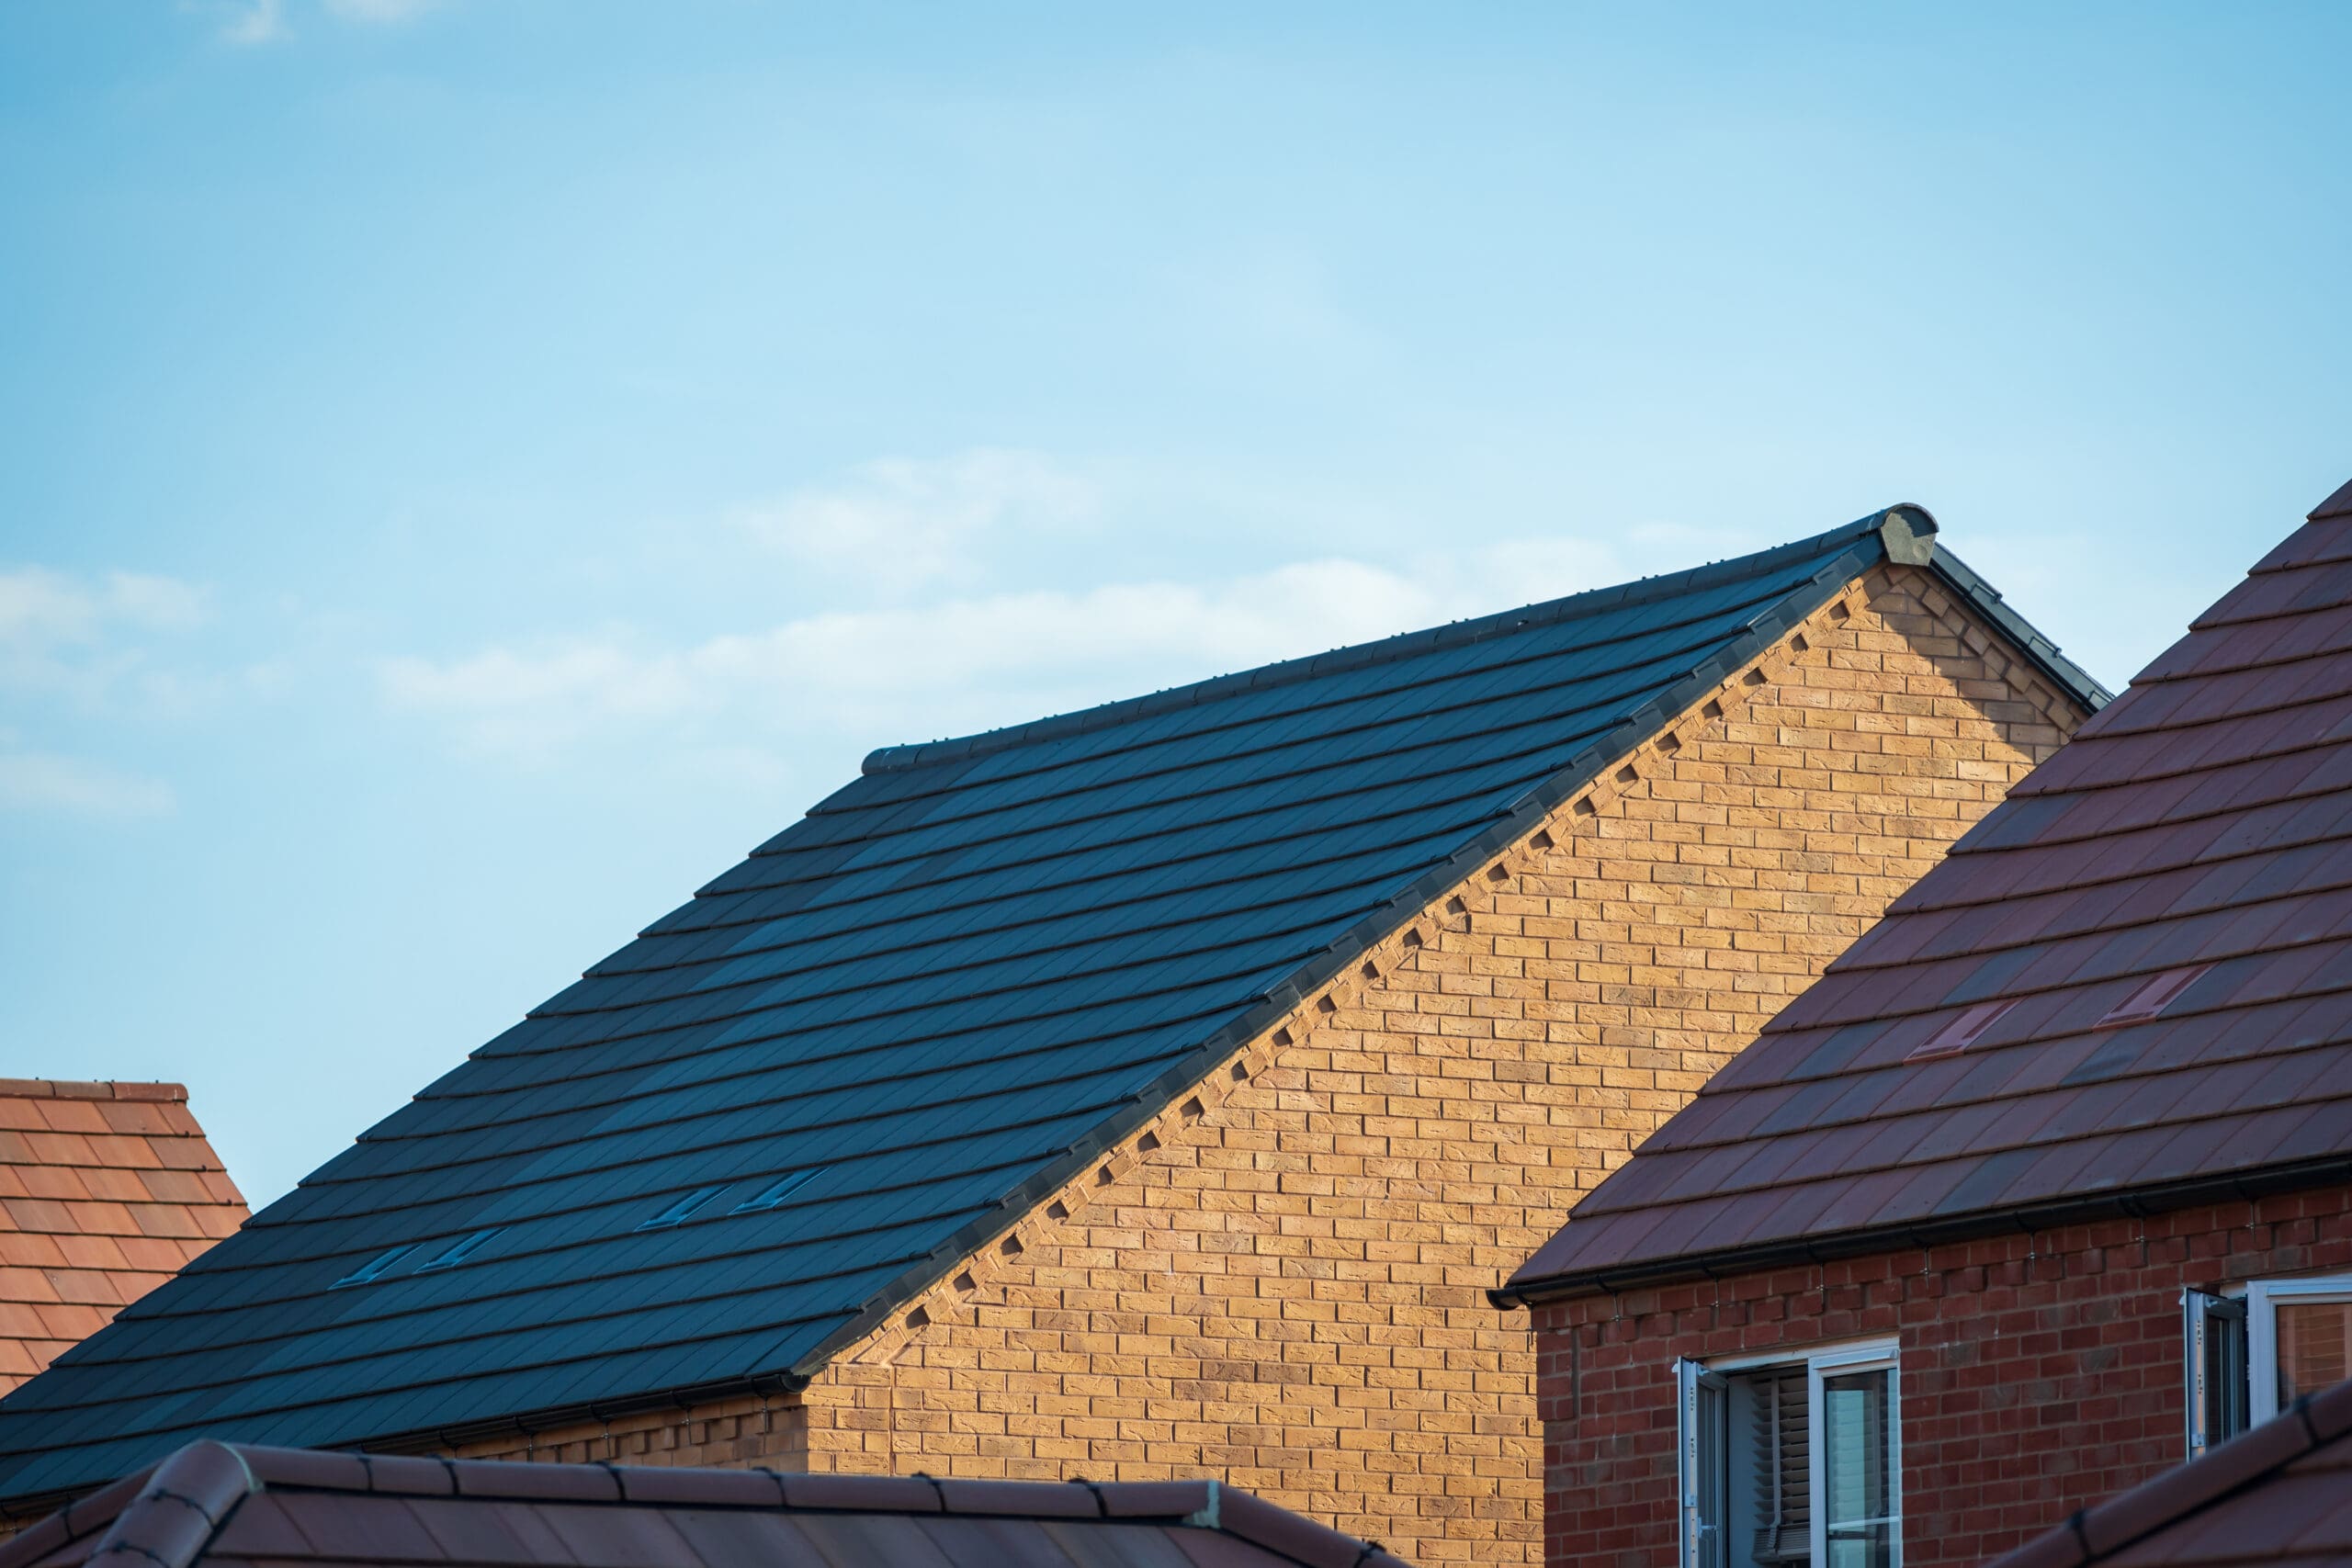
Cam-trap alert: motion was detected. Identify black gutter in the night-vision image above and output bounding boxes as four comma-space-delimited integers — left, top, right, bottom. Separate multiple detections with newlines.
1489, 1153, 2352, 1309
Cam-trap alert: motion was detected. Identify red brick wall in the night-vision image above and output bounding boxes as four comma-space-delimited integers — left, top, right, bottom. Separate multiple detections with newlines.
1530, 1183, 2352, 1568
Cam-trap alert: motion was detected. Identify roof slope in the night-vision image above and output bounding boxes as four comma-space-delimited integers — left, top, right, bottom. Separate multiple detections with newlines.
0, 505, 2102, 1504
1984, 1375, 2352, 1568
0, 1441, 1408, 1568
1505, 481, 2352, 1303
0, 1082, 245, 1394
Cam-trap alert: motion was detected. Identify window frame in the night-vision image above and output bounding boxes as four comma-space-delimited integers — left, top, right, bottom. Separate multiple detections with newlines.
1678, 1359, 1730, 1568
1677, 1337, 1901, 1568
2246, 1272, 2352, 1425
2182, 1287, 2246, 1460
1808, 1343, 1901, 1568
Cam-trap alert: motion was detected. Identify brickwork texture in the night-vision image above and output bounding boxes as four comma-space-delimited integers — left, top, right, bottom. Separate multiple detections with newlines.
427, 564, 2085, 1565
1531, 1185, 2352, 1568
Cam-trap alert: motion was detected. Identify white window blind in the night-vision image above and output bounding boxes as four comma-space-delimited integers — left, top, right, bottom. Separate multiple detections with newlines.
1677, 1342, 1898, 1568
1751, 1369, 1809, 1562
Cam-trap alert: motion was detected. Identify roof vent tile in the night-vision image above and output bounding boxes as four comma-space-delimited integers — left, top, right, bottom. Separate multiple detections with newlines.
1905, 999, 2018, 1063
2096, 964, 2213, 1029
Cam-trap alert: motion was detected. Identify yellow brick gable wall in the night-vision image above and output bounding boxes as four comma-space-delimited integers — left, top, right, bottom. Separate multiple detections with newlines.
432, 563, 2084, 1563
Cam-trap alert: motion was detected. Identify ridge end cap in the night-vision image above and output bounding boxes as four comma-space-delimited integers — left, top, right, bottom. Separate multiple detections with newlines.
1877, 503, 1940, 566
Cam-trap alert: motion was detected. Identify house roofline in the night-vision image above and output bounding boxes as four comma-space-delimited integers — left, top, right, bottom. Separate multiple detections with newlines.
859, 505, 2107, 779
1489, 1151, 2352, 1310
0, 505, 2109, 1516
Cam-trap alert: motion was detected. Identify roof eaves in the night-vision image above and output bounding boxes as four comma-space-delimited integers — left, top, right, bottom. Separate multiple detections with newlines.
1491, 1148, 2352, 1308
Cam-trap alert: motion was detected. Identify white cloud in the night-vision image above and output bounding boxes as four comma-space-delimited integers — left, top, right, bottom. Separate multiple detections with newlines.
0, 749, 174, 818
0, 567, 213, 709
0, 567, 202, 647
195, 0, 441, 46
732, 448, 1099, 592
322, 0, 441, 21
377, 538, 1626, 767
211, 0, 287, 44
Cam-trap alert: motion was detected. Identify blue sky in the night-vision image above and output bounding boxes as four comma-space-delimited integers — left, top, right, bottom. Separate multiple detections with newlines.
4, 1, 2347, 1206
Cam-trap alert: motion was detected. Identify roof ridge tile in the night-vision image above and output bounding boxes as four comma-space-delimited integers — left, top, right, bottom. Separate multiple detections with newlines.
854, 504, 2088, 779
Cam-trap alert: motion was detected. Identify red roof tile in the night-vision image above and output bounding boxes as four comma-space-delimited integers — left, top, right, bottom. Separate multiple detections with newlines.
1979, 1376, 2352, 1568
0, 1084, 244, 1395
1505, 485, 2352, 1302
0, 1442, 1410, 1568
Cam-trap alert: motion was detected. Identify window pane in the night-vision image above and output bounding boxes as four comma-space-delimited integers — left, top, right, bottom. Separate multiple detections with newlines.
2185, 1292, 2248, 1458
1695, 1375, 1726, 1568
2205, 1302, 2247, 1443
1822, 1368, 1894, 1568
2275, 1300, 2352, 1407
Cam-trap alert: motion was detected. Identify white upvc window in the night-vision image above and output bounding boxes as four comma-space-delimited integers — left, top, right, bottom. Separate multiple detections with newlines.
2249, 1274, 2352, 1423
1677, 1340, 1901, 1568
2181, 1271, 2352, 1459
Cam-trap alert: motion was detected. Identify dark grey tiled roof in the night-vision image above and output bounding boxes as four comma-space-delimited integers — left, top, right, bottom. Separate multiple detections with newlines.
0, 505, 2100, 1504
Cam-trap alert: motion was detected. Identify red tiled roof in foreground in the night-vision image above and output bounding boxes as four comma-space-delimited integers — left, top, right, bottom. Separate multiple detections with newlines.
1984, 1376, 2352, 1568
0, 1082, 245, 1394
0, 1442, 1411, 1568
1502, 481, 2352, 1302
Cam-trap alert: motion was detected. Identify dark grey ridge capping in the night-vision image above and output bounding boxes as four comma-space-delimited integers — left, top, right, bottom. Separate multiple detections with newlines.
860, 504, 2104, 779
1488, 1151, 2352, 1309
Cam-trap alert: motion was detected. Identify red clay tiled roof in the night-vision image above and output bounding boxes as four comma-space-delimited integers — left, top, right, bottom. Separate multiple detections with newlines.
1984, 1376, 2352, 1568
0, 1441, 1412, 1568
1503, 483, 2352, 1302
0, 1082, 245, 1395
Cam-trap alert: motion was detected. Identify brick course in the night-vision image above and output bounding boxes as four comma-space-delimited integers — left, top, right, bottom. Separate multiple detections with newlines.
1531, 1184, 2352, 1568
427, 564, 2084, 1564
